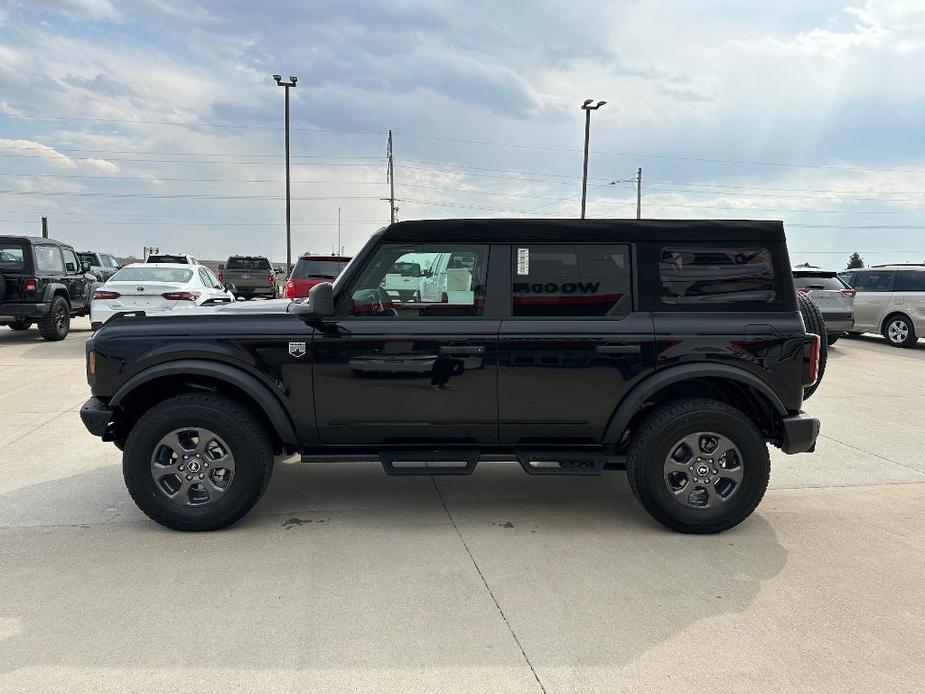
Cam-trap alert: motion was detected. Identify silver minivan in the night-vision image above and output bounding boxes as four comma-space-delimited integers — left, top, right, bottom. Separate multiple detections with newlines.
838, 265, 925, 348
792, 268, 855, 345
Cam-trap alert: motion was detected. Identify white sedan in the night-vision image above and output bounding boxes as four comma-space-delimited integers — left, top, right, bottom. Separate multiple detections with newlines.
91, 263, 234, 329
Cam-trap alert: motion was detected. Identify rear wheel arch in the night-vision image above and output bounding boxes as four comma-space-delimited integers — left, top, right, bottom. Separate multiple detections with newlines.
109, 361, 299, 454
604, 365, 787, 450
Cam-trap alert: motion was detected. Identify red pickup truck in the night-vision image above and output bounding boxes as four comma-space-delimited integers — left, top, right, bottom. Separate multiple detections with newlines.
284, 254, 351, 299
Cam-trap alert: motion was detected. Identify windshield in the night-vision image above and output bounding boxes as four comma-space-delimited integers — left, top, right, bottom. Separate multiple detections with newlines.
147, 255, 188, 264
111, 267, 194, 283
292, 258, 350, 280
227, 257, 271, 270
0, 243, 25, 271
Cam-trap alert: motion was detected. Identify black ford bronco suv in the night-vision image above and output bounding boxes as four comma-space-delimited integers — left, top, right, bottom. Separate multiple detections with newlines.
1, 235, 96, 340
81, 219, 822, 533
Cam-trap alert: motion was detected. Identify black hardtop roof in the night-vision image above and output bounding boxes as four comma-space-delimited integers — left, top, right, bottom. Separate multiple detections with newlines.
382, 218, 785, 243
0, 235, 70, 246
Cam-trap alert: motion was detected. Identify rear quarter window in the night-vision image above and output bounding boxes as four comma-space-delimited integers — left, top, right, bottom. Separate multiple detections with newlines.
660, 247, 776, 304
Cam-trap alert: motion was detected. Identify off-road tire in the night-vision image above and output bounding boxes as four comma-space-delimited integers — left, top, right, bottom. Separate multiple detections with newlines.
38, 295, 70, 341
123, 393, 275, 531
8, 320, 32, 331
882, 313, 917, 348
796, 292, 827, 399
626, 398, 770, 534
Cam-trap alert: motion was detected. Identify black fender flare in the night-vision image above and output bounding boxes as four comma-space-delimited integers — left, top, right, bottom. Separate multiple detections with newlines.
603, 363, 788, 445
109, 359, 299, 446
42, 282, 69, 304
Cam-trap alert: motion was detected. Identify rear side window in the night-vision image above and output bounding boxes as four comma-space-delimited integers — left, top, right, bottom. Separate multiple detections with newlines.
793, 274, 846, 291
0, 243, 25, 270
851, 271, 894, 292
660, 247, 775, 304
226, 257, 271, 270
35, 245, 64, 272
511, 244, 631, 317
894, 270, 925, 292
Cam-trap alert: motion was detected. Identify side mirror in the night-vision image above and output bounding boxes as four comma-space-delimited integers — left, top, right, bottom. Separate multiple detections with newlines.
80, 261, 91, 273
292, 281, 335, 322
223, 282, 237, 293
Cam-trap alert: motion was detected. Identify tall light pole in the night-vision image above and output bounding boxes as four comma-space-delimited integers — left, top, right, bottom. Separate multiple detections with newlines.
580, 98, 606, 219
273, 74, 297, 273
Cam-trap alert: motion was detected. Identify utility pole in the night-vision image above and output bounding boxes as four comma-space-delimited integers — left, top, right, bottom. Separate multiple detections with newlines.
273, 74, 297, 273
41, 216, 48, 238
337, 207, 342, 255
636, 167, 642, 220
580, 99, 606, 219
387, 129, 396, 224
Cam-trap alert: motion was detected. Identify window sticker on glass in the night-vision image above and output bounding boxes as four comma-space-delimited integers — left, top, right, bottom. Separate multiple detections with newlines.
517, 247, 529, 275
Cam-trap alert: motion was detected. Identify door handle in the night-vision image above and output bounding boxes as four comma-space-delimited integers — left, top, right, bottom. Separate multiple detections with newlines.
440, 345, 485, 355
595, 345, 641, 355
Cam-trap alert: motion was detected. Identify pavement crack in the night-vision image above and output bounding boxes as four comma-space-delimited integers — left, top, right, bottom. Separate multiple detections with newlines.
818, 434, 925, 476
429, 476, 547, 694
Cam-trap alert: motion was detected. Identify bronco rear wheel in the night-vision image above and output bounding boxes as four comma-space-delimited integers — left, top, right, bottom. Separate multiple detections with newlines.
123, 393, 274, 531
627, 398, 770, 534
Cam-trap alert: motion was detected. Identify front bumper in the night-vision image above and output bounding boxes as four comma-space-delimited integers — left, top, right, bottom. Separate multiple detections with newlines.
0, 302, 49, 320
80, 397, 114, 438
778, 413, 820, 454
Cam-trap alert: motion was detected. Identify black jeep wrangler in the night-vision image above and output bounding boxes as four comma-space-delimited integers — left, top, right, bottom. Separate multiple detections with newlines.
80, 219, 822, 533
1, 235, 96, 340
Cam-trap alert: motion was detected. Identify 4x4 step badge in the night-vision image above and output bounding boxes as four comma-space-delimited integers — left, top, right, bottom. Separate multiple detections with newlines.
288, 342, 307, 358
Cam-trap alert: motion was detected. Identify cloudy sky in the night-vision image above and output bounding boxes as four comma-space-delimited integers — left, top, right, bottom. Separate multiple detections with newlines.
1, 0, 924, 267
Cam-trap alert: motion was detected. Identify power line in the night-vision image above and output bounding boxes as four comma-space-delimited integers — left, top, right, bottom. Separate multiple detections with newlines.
7, 111, 922, 174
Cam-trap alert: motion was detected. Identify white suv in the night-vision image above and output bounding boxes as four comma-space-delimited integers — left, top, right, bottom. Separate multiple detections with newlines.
838, 265, 925, 347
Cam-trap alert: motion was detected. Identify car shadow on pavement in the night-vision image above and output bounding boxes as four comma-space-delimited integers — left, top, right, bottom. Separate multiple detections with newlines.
0, 460, 788, 677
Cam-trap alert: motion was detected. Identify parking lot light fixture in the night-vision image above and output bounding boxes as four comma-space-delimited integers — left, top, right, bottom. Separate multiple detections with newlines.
273, 74, 298, 274
580, 99, 606, 219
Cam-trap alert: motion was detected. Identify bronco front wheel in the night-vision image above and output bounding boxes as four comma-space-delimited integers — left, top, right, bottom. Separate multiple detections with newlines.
123, 393, 274, 531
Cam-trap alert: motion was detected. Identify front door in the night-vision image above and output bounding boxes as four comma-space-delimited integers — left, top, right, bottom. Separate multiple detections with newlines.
498, 243, 655, 443
851, 270, 895, 331
312, 242, 500, 444
60, 247, 90, 310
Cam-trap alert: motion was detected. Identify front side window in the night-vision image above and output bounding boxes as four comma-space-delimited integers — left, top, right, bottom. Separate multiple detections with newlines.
894, 270, 925, 292
34, 245, 64, 273
660, 247, 775, 304
62, 248, 80, 273
851, 271, 894, 292
343, 243, 488, 318
511, 244, 631, 317
105, 255, 121, 268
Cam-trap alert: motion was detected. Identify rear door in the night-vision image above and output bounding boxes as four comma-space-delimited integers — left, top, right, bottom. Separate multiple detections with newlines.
498, 243, 654, 443
851, 270, 895, 331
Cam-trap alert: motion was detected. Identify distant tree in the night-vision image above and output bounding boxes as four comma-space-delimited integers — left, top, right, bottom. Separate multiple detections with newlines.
847, 252, 864, 269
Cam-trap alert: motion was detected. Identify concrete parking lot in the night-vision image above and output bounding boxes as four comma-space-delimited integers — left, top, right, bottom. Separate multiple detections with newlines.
1, 319, 923, 693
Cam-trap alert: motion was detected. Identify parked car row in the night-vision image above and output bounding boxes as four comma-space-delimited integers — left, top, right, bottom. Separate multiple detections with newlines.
790, 264, 925, 348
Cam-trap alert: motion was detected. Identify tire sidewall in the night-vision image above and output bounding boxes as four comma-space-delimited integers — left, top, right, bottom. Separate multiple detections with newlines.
639, 409, 769, 527
123, 399, 268, 529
